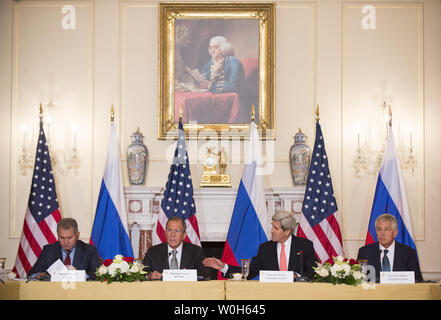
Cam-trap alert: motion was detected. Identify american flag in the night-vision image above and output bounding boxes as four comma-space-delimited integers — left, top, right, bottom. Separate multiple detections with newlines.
297, 121, 344, 263
153, 118, 201, 246
13, 119, 61, 278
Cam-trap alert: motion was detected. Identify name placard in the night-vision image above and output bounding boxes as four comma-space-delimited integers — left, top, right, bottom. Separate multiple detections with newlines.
380, 271, 415, 284
51, 270, 86, 282
162, 269, 197, 282
259, 271, 294, 283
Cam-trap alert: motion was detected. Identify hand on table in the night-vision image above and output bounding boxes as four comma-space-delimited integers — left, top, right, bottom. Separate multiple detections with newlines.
203, 257, 225, 270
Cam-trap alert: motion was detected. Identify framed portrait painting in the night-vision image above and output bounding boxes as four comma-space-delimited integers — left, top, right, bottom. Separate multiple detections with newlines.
158, 2, 275, 139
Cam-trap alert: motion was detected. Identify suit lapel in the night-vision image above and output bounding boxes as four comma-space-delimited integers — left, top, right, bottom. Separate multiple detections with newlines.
268, 241, 279, 270
55, 242, 63, 262
288, 237, 299, 272
392, 242, 402, 271
161, 243, 170, 270
374, 242, 382, 273
180, 242, 189, 269
72, 241, 83, 269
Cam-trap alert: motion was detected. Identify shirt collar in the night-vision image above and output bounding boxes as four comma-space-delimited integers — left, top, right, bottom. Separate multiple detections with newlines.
279, 235, 292, 248
168, 242, 183, 253
62, 246, 76, 254
379, 240, 395, 253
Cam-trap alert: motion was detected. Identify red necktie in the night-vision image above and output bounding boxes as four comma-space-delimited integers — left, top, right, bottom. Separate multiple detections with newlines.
64, 250, 71, 265
279, 243, 287, 271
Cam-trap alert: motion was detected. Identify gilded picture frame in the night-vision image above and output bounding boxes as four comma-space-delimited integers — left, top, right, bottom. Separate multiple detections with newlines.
158, 2, 275, 139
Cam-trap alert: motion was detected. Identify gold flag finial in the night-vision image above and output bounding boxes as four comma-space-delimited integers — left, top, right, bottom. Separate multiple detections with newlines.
179, 107, 183, 121
388, 103, 392, 126
111, 104, 115, 122
315, 104, 320, 121
251, 104, 255, 122
39, 103, 43, 121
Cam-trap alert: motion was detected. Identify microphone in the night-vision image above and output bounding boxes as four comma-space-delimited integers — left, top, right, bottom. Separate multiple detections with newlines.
165, 251, 172, 270
294, 250, 310, 282
152, 251, 172, 281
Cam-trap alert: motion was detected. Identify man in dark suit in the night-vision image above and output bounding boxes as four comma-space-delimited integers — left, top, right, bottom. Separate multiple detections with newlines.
143, 216, 208, 279
203, 211, 318, 280
357, 213, 423, 282
28, 218, 101, 280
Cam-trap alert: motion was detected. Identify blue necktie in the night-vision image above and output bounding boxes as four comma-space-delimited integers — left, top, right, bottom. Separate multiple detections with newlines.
382, 249, 391, 272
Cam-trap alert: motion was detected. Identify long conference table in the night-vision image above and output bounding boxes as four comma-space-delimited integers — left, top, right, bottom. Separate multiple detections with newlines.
1, 280, 440, 300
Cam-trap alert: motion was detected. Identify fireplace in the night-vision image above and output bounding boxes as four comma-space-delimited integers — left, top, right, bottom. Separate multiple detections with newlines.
125, 186, 305, 261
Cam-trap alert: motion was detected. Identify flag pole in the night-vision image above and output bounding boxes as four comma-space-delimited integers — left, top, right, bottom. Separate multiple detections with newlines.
389, 105, 392, 127
39, 103, 44, 122
315, 104, 320, 122
251, 104, 255, 122
110, 103, 115, 122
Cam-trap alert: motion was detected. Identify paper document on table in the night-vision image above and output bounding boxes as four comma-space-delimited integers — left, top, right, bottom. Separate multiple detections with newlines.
47, 259, 68, 276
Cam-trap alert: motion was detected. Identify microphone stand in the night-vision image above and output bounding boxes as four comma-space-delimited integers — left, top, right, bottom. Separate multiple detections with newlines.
295, 251, 310, 282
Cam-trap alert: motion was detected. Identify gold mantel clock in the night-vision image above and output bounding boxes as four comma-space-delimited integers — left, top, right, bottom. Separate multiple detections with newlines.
200, 148, 231, 187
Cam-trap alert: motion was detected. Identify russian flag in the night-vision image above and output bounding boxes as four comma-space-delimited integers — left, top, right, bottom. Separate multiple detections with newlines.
90, 121, 134, 260
365, 123, 418, 256
220, 122, 271, 278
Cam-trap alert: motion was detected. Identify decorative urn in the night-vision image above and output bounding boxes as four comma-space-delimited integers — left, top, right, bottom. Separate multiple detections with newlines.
290, 128, 310, 185
127, 127, 148, 185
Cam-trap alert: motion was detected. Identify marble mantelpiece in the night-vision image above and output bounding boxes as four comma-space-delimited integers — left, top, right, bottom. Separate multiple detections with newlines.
124, 186, 306, 260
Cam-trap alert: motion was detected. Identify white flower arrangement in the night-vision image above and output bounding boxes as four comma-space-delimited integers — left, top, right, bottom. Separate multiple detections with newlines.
313, 256, 366, 286
96, 254, 147, 284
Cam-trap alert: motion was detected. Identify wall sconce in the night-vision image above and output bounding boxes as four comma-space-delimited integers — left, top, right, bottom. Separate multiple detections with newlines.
18, 101, 81, 175
353, 102, 417, 177
398, 130, 417, 174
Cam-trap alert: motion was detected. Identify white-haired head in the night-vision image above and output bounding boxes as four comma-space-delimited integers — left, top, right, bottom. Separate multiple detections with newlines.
209, 36, 235, 57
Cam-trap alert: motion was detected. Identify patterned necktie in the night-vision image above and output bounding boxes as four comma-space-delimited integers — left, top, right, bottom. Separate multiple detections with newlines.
382, 249, 391, 272
279, 243, 287, 271
170, 250, 178, 269
64, 249, 71, 266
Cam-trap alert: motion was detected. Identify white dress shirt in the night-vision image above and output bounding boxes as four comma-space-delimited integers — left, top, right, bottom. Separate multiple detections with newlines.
168, 242, 183, 269
379, 241, 395, 271
221, 235, 293, 275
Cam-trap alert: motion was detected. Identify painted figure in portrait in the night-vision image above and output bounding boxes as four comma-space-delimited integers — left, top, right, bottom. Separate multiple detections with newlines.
174, 19, 259, 124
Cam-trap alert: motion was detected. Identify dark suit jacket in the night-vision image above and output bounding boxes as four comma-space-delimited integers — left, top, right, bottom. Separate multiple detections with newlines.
226, 236, 318, 280
143, 242, 209, 278
357, 241, 423, 282
28, 240, 101, 280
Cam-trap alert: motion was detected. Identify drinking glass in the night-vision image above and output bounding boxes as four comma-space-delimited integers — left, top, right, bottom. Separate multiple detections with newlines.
241, 259, 250, 281
358, 259, 368, 274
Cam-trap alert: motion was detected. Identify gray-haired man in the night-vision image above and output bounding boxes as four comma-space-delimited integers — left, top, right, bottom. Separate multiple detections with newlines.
357, 213, 423, 282
203, 211, 318, 279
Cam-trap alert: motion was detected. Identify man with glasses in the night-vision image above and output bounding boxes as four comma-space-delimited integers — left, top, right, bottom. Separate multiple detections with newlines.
143, 216, 208, 280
